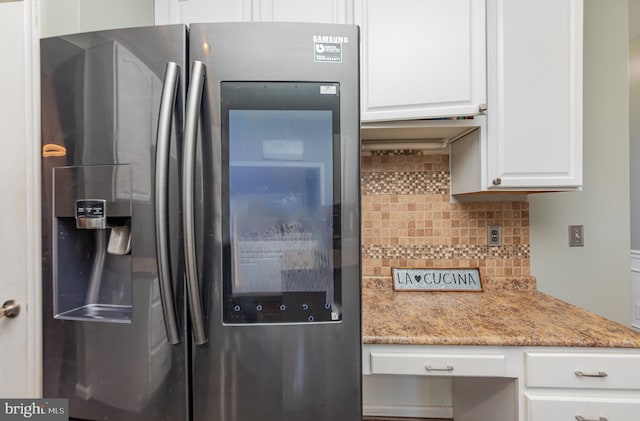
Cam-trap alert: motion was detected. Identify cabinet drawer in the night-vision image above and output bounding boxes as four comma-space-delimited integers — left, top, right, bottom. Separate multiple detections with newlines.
370, 352, 505, 377
525, 353, 640, 389
526, 395, 640, 421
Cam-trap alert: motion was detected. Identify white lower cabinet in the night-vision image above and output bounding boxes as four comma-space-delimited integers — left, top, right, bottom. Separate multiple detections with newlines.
523, 352, 640, 421
526, 395, 640, 421
363, 345, 640, 421
525, 352, 640, 390
370, 352, 505, 377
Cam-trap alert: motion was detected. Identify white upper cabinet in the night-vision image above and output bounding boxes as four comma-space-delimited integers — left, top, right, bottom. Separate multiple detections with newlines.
484, 0, 583, 190
156, 0, 251, 24
252, 0, 352, 23
451, 0, 583, 193
355, 0, 487, 122
156, 0, 583, 192
41, 0, 154, 37
155, 0, 351, 25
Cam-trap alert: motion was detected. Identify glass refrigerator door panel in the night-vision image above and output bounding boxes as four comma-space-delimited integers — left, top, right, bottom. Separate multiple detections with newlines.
222, 82, 341, 324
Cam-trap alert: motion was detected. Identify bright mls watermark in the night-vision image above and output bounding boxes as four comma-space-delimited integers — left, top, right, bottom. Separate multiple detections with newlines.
0, 399, 67, 421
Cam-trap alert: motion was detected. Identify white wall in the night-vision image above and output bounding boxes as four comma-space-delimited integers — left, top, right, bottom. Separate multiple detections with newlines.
631, 0, 640, 39
40, 0, 154, 38
530, 0, 631, 325
630, 2, 640, 250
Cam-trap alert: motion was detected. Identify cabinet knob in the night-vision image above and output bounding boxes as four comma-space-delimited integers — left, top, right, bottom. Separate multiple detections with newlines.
492, 178, 502, 186
479, 103, 487, 113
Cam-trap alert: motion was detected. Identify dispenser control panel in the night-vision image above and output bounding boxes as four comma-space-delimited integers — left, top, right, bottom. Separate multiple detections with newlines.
75, 199, 107, 229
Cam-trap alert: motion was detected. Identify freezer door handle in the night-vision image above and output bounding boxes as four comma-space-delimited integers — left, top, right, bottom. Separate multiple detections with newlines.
154, 61, 181, 345
183, 60, 207, 345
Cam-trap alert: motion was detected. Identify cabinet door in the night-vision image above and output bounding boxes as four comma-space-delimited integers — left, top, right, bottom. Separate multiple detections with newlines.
356, 0, 486, 122
253, 0, 351, 23
525, 353, 640, 390
156, 0, 350, 25
157, 0, 252, 25
526, 395, 640, 421
486, 0, 583, 190
370, 352, 505, 377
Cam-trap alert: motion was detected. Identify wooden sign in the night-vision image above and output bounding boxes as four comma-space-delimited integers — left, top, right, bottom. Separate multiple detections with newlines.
393, 268, 483, 292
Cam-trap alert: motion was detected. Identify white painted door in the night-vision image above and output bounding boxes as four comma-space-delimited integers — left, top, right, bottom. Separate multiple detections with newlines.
0, 0, 40, 398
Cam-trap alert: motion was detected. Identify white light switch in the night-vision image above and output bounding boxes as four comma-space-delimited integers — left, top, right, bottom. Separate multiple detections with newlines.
569, 225, 584, 247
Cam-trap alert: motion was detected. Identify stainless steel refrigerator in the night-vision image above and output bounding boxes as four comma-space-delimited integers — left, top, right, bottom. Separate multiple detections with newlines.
40, 23, 361, 421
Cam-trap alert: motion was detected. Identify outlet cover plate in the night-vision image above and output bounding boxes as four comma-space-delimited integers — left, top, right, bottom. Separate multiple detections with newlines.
487, 225, 501, 246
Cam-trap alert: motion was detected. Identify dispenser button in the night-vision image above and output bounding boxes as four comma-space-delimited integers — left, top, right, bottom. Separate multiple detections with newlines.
75, 199, 107, 229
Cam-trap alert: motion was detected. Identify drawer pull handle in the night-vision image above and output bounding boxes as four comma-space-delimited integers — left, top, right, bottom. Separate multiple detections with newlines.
425, 364, 454, 372
575, 370, 608, 378
575, 416, 608, 421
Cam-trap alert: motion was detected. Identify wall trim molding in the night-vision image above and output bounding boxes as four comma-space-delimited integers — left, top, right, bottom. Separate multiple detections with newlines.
26, 0, 42, 397
631, 249, 640, 272
630, 250, 640, 331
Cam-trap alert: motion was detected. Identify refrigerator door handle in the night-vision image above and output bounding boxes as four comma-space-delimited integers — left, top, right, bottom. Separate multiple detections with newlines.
154, 61, 181, 345
183, 60, 207, 345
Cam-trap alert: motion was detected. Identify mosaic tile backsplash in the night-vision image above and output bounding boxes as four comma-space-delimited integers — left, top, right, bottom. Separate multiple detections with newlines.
361, 151, 530, 280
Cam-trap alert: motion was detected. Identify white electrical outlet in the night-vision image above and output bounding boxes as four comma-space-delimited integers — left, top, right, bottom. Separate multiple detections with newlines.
487, 226, 501, 246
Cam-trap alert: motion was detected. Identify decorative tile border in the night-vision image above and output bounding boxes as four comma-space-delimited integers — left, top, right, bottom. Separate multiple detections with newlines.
362, 244, 530, 260
361, 171, 449, 195
368, 150, 428, 156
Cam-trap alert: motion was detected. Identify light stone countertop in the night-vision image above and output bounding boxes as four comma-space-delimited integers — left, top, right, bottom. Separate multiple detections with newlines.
362, 277, 640, 348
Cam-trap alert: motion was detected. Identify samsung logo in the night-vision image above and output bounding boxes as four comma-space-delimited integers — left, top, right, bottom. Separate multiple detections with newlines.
313, 35, 349, 44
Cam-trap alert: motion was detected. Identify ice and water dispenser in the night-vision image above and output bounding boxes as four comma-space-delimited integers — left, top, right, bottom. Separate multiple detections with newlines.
53, 164, 133, 323
53, 163, 172, 411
